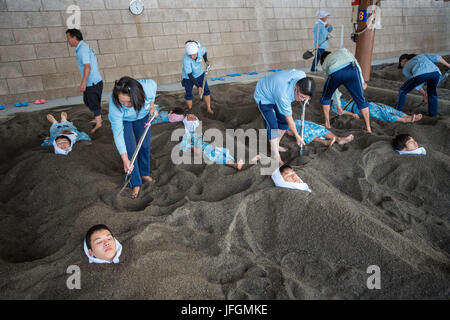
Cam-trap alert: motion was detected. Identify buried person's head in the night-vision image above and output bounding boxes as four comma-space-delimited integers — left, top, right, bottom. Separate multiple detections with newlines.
53, 135, 73, 155
183, 114, 200, 132
294, 77, 315, 102
84, 224, 120, 263
279, 164, 301, 183
392, 134, 419, 151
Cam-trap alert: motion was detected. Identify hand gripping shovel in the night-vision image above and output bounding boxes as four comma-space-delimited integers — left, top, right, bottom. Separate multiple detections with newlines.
302, 35, 333, 60
119, 113, 157, 194
299, 97, 310, 156
199, 64, 211, 100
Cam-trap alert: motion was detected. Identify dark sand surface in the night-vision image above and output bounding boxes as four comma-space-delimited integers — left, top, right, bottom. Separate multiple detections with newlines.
0, 63, 449, 299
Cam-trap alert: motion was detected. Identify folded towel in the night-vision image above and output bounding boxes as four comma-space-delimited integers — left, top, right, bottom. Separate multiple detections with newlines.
83, 238, 123, 264
271, 167, 311, 193
396, 147, 426, 156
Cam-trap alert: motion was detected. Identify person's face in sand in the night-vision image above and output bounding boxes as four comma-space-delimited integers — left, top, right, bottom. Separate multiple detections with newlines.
281, 168, 301, 183
118, 94, 132, 108
55, 137, 71, 151
88, 229, 117, 261
186, 114, 198, 121
404, 137, 419, 151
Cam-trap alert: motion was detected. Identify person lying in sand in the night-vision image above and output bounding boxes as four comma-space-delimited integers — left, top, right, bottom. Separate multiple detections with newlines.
285, 118, 354, 147
180, 114, 244, 170
41, 112, 91, 155
392, 134, 426, 155
152, 106, 185, 125
84, 224, 122, 264
332, 97, 423, 123
271, 164, 311, 192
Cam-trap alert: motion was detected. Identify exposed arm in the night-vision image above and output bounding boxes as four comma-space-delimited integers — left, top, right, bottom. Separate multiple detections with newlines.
285, 115, 305, 146
438, 56, 450, 69
80, 64, 90, 92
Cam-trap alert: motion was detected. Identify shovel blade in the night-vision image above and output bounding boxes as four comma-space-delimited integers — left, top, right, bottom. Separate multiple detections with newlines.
303, 50, 314, 60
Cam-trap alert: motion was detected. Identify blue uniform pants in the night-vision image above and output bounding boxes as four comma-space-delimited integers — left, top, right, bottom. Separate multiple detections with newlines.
321, 64, 369, 110
123, 114, 151, 188
396, 71, 440, 117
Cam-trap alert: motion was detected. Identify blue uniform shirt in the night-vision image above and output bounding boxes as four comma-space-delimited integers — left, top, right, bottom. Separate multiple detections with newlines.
402, 54, 441, 90
254, 69, 306, 116
108, 79, 157, 155
75, 41, 102, 86
313, 20, 333, 49
182, 45, 207, 79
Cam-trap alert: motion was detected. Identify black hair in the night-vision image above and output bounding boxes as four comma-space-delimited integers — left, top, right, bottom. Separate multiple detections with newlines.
392, 134, 411, 151
398, 53, 416, 69
171, 107, 185, 115
320, 51, 332, 65
112, 76, 146, 113
279, 164, 293, 175
55, 135, 71, 145
185, 40, 199, 45
65, 28, 83, 41
85, 224, 114, 250
295, 77, 315, 97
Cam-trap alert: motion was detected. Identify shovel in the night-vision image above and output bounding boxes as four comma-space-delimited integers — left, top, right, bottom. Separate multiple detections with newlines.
302, 35, 333, 60
119, 112, 157, 194
299, 97, 310, 156
199, 64, 211, 100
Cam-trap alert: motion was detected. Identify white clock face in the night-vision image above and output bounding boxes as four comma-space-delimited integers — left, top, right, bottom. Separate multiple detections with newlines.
129, 0, 144, 15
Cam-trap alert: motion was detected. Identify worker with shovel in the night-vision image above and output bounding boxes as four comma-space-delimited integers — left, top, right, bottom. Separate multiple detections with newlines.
182, 40, 214, 114
319, 48, 372, 133
254, 70, 315, 164
311, 10, 333, 72
397, 53, 450, 117
109, 77, 158, 199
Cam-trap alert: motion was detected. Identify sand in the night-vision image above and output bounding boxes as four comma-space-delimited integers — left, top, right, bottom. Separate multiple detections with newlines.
0, 62, 449, 300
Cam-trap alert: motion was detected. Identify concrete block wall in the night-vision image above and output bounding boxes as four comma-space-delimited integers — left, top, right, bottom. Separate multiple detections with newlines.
0, 0, 449, 104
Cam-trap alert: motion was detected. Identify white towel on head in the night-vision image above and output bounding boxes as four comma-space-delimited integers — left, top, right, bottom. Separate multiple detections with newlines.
53, 133, 77, 155
185, 41, 199, 55
183, 116, 200, 134
83, 238, 122, 264
396, 147, 426, 156
271, 168, 312, 193
316, 10, 331, 18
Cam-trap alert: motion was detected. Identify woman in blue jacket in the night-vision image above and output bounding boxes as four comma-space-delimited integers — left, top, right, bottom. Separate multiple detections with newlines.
108, 77, 158, 199
397, 53, 450, 116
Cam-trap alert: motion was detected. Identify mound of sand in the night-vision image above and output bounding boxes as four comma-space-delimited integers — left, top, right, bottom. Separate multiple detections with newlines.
0, 65, 449, 299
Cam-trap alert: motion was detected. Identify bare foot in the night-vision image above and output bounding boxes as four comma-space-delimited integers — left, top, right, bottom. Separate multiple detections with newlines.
365, 127, 372, 133
326, 137, 336, 147
141, 176, 155, 184
90, 121, 102, 134
412, 114, 423, 122
60, 112, 68, 122
337, 134, 354, 145
46, 114, 57, 124
279, 146, 288, 152
207, 108, 214, 115
236, 159, 244, 171
251, 154, 261, 162
131, 186, 140, 199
